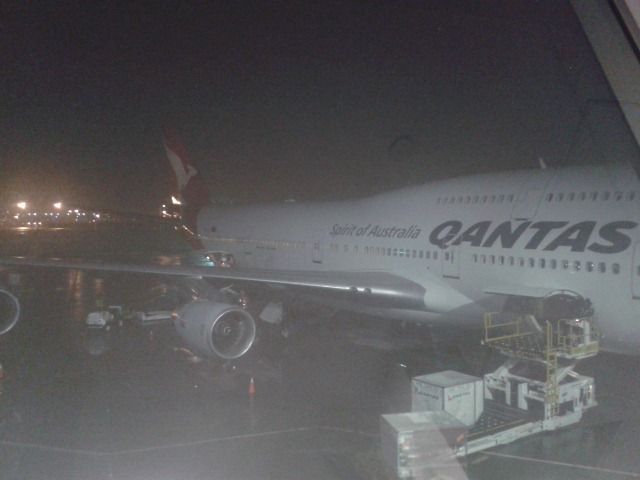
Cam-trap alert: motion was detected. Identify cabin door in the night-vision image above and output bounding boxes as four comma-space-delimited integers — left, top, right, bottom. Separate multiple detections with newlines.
511, 187, 544, 221
511, 170, 553, 221
632, 242, 640, 299
313, 241, 323, 264
442, 246, 460, 279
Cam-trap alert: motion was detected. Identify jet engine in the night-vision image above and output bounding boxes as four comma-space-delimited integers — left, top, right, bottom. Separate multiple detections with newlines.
0, 287, 20, 336
173, 299, 256, 360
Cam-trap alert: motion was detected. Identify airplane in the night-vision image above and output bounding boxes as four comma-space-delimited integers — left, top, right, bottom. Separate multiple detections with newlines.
1, 0, 640, 362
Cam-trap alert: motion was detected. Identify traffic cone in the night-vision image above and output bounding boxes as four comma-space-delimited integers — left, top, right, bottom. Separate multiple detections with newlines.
248, 376, 256, 397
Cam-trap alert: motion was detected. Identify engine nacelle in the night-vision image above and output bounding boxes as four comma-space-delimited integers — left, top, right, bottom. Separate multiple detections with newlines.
0, 287, 20, 336
173, 299, 256, 360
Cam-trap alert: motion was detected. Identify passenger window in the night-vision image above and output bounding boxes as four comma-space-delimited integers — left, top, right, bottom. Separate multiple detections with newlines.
574, 260, 581, 271
546, 193, 553, 202
603, 191, 610, 201
465, 196, 470, 204
419, 250, 423, 259
587, 262, 594, 272
528, 258, 535, 268
519, 257, 525, 267
562, 260, 569, 270
628, 192, 636, 201
473, 195, 479, 203
615, 191, 623, 201
550, 259, 557, 269
568, 192, 575, 201
482, 196, 488, 204
613, 263, 620, 274
539, 258, 545, 268
509, 256, 514, 266
473, 254, 478, 263
557, 193, 564, 202
481, 254, 486, 264
598, 262, 606, 273
490, 255, 495, 264
499, 255, 504, 265
433, 251, 438, 260
578, 192, 586, 201
426, 251, 430, 259
498, 194, 505, 203
590, 192, 598, 201
507, 194, 514, 203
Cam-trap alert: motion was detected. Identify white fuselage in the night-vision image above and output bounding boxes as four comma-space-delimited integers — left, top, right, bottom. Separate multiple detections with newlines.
197, 163, 640, 354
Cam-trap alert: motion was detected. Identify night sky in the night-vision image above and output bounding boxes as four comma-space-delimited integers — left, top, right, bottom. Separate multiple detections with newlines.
0, 1, 621, 212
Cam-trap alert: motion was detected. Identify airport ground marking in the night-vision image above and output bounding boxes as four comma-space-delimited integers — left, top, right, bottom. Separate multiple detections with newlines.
0, 440, 102, 456
0, 425, 377, 457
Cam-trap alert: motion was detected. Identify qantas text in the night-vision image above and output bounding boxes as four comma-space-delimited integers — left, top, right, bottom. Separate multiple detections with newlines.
429, 220, 638, 254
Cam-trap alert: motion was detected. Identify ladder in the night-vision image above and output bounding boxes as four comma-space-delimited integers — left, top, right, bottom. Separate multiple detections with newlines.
544, 321, 559, 419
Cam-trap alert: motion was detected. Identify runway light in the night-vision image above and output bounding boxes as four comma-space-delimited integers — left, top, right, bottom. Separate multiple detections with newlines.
16, 202, 27, 210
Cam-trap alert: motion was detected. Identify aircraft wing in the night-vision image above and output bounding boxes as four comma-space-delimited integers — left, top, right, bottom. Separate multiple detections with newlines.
0, 257, 426, 310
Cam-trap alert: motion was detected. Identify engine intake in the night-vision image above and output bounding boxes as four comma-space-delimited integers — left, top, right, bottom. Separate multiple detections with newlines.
174, 300, 256, 360
0, 288, 20, 336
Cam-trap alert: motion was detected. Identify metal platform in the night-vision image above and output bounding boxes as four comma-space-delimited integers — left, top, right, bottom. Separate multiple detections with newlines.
483, 313, 600, 362
385, 311, 602, 471
467, 399, 533, 441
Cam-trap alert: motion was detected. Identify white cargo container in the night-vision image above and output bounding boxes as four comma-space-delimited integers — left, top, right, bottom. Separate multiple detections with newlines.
380, 411, 467, 479
412, 370, 484, 427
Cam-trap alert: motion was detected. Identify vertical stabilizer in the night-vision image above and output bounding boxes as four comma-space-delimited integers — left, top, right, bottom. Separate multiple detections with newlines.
163, 127, 210, 232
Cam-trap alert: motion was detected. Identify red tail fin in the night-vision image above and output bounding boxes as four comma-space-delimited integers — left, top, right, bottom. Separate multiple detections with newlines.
163, 127, 210, 233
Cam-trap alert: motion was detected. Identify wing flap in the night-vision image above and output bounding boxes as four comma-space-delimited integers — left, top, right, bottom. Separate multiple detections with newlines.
484, 284, 579, 299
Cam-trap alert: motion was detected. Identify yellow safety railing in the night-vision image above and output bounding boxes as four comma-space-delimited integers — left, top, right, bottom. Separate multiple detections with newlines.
483, 312, 530, 343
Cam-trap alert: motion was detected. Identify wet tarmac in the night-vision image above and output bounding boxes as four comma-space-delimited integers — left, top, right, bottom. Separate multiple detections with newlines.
0, 227, 639, 479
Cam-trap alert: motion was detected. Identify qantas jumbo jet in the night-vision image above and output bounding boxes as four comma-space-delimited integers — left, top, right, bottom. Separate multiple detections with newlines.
1, 132, 640, 360
1, 0, 640, 361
